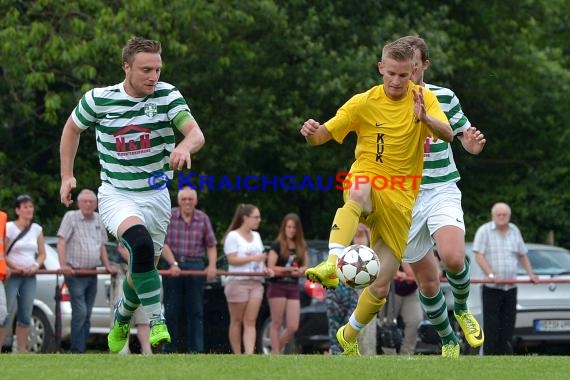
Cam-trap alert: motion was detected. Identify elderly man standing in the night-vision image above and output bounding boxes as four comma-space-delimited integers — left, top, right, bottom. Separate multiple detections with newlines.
473, 202, 539, 355
161, 186, 217, 353
58, 189, 115, 353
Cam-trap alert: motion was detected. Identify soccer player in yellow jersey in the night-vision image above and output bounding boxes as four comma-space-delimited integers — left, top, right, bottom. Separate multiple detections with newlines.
300, 38, 452, 355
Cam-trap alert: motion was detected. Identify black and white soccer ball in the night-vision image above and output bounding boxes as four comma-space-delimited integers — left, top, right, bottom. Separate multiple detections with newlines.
336, 244, 380, 289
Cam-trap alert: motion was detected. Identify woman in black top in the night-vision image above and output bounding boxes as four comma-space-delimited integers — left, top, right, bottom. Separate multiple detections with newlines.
266, 213, 307, 354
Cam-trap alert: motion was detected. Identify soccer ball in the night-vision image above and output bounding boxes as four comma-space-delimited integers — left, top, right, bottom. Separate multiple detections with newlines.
336, 244, 380, 289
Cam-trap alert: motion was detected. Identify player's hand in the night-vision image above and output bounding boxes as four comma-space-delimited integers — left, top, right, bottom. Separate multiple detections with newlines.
60, 176, 77, 207
412, 87, 427, 122
300, 119, 321, 137
169, 147, 192, 171
462, 126, 486, 154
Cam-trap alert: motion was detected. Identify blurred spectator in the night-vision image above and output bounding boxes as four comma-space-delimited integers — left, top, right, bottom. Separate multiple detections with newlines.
113, 244, 152, 355
57, 189, 115, 353
223, 204, 271, 354
388, 263, 422, 354
326, 223, 377, 355
325, 283, 358, 355
161, 187, 217, 353
266, 213, 308, 354
0, 195, 46, 353
473, 202, 539, 355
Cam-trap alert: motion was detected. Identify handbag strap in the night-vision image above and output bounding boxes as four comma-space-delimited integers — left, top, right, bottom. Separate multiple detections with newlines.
5, 223, 33, 255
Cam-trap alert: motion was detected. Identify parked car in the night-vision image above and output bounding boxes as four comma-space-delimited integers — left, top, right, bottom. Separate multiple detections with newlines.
2, 237, 119, 352
440, 243, 570, 355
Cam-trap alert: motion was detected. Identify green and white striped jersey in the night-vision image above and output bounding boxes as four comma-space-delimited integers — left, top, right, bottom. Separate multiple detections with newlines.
72, 82, 192, 191
420, 83, 471, 189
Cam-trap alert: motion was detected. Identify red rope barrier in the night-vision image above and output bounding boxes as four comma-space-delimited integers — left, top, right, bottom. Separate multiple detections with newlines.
3, 269, 570, 285
7, 269, 570, 284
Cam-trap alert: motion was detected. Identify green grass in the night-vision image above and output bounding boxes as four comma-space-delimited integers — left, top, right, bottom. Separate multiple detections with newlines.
3, 354, 570, 380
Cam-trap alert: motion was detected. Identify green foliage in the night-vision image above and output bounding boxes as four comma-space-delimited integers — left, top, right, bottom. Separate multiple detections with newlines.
0, 0, 568, 248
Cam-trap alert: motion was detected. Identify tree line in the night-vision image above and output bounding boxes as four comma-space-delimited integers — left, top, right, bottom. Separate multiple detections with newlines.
1, 0, 569, 248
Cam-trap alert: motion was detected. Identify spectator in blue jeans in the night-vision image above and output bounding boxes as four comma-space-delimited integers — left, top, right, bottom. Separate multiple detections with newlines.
57, 189, 115, 353
162, 187, 217, 353
1, 195, 47, 353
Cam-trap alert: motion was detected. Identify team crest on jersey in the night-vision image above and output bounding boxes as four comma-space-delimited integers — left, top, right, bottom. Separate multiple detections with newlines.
144, 103, 157, 118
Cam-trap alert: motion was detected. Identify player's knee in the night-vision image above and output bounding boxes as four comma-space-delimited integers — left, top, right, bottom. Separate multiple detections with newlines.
348, 184, 371, 205
121, 224, 155, 273
442, 254, 465, 274
417, 277, 440, 296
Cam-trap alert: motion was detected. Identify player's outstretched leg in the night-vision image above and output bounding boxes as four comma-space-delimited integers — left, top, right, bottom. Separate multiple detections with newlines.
305, 200, 363, 289
336, 287, 385, 355
419, 289, 460, 358
447, 258, 484, 348
121, 225, 171, 350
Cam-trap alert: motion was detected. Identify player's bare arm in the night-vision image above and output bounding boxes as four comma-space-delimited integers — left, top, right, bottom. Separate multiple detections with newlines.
59, 116, 83, 207
412, 87, 453, 142
170, 119, 205, 171
458, 126, 486, 155
300, 119, 333, 146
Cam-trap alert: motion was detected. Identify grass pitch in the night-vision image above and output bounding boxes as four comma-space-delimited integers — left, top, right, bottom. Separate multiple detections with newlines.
3, 354, 569, 380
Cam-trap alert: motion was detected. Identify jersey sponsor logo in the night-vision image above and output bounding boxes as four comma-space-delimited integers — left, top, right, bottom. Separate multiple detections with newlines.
376, 133, 385, 163
144, 103, 158, 118
113, 125, 152, 156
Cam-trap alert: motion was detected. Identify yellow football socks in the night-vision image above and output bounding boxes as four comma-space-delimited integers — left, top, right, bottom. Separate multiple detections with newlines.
344, 287, 386, 342
327, 199, 363, 264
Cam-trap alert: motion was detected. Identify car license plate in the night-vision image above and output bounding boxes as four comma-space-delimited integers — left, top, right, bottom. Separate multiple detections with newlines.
534, 319, 570, 332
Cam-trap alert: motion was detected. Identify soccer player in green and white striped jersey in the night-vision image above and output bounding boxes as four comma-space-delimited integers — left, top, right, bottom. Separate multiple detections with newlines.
59, 37, 205, 353
401, 36, 487, 358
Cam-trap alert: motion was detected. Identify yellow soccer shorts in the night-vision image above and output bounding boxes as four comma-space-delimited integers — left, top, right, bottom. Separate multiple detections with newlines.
342, 172, 417, 261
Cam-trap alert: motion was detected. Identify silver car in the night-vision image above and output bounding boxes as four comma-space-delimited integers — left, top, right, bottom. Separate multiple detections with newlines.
2, 237, 116, 352
444, 243, 570, 354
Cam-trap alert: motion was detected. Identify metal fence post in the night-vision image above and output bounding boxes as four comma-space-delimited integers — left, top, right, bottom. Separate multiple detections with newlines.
54, 273, 61, 351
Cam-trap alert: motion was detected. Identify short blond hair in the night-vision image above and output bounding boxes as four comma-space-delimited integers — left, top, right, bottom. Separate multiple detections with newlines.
381, 39, 415, 63
122, 37, 161, 65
